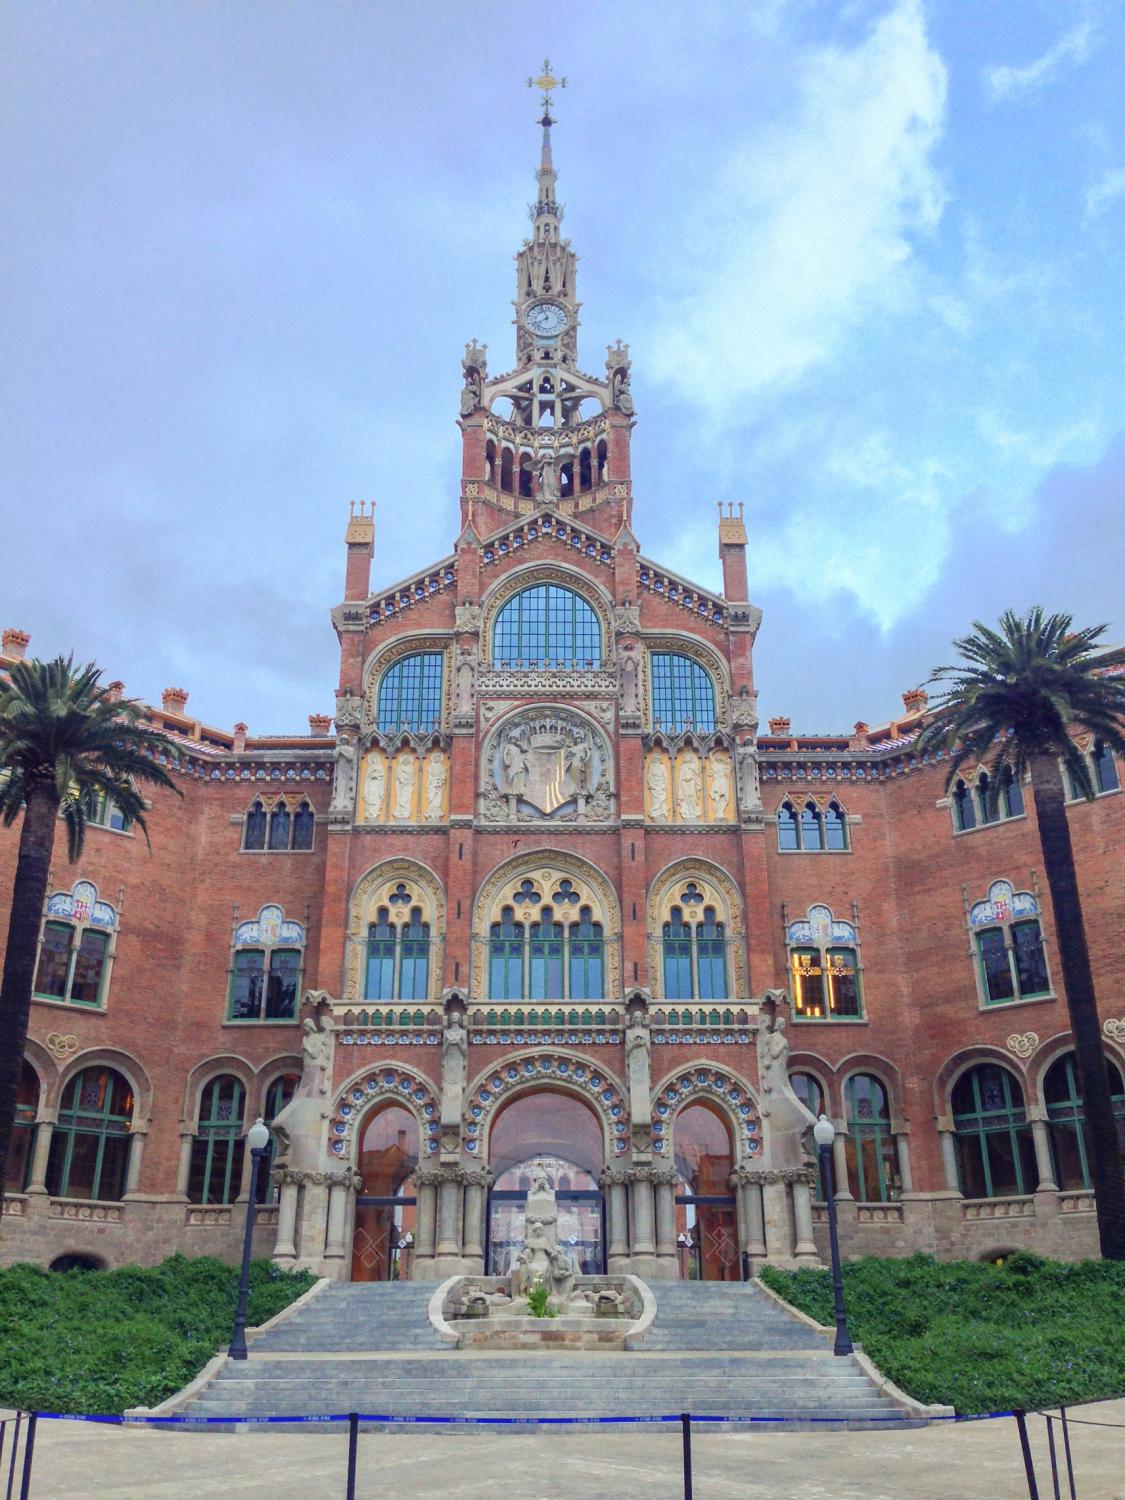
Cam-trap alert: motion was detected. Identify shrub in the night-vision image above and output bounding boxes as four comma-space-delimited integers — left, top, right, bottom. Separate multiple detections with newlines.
0, 1255, 314, 1415
760, 1253, 1125, 1414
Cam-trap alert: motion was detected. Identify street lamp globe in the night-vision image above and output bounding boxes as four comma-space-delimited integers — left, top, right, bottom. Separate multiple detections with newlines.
813, 1114, 835, 1149
247, 1117, 270, 1153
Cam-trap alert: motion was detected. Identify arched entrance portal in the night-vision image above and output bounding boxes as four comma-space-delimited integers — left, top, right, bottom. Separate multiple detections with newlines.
486, 1090, 605, 1275
351, 1104, 418, 1282
674, 1102, 739, 1281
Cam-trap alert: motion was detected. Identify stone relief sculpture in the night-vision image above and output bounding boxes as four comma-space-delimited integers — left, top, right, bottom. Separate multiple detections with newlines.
440, 1010, 468, 1148
330, 737, 357, 814
536, 455, 560, 503
424, 752, 447, 821
271, 1011, 335, 1177
484, 711, 609, 822
620, 646, 640, 715
362, 751, 386, 822
707, 751, 732, 821
756, 995, 817, 1172
676, 751, 703, 822
392, 753, 417, 820
646, 754, 670, 820
454, 646, 476, 716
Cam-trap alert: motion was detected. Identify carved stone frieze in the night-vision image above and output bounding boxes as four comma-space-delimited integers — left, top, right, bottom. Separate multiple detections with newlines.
455, 604, 482, 633
729, 1166, 816, 1188
275, 1167, 363, 1190
613, 605, 641, 634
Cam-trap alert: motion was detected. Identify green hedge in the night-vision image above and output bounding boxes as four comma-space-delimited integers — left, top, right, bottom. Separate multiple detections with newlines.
760, 1252, 1125, 1414
0, 1254, 315, 1415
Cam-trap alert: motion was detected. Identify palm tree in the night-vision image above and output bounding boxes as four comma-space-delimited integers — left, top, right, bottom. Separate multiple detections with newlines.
918, 608, 1125, 1259
0, 657, 182, 1203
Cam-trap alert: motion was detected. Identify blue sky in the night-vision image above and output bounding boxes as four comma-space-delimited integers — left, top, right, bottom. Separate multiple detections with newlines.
2, 0, 1122, 734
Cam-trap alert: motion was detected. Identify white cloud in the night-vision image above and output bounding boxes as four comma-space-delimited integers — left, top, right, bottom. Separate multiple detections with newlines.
983, 17, 1097, 103
1085, 167, 1125, 218
642, 0, 947, 417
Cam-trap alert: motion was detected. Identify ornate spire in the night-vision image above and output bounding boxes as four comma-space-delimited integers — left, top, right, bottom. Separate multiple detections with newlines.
527, 60, 566, 221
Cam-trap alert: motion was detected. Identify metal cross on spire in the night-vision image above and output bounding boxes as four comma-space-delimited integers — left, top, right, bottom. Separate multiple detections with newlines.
528, 59, 566, 117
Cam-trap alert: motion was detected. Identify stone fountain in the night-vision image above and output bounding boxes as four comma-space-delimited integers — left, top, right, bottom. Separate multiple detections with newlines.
430, 1168, 653, 1349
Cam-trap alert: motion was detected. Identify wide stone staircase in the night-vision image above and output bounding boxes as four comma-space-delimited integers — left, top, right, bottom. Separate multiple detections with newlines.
181, 1279, 926, 1430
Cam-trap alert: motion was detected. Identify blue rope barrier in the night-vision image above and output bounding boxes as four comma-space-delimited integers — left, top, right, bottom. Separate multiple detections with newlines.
32, 1409, 1007, 1427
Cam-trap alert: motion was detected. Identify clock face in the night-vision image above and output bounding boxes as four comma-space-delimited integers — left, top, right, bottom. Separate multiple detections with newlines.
525, 301, 569, 339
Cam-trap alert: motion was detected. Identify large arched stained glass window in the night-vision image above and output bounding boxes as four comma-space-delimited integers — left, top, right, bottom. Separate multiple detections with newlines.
651, 653, 716, 733
45, 1067, 134, 1202
376, 653, 443, 733
491, 585, 602, 669
952, 1063, 1038, 1199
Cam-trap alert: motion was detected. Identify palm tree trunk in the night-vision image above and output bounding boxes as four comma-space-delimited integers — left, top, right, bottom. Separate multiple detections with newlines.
1030, 753, 1125, 1259
0, 788, 58, 1209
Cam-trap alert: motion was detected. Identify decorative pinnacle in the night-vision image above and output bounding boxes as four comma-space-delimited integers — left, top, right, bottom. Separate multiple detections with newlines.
527, 58, 566, 118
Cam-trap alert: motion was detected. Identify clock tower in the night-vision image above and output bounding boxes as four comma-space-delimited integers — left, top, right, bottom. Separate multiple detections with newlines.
457, 62, 635, 538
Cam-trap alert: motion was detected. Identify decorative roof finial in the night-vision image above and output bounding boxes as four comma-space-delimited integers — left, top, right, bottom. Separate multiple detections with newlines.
527, 58, 566, 122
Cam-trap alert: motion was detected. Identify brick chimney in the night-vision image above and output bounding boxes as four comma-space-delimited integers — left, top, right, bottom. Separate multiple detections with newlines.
849, 720, 870, 750
105, 681, 124, 703
768, 716, 791, 737
162, 687, 189, 715
308, 713, 332, 737
232, 723, 248, 754
2, 628, 30, 661
902, 688, 928, 716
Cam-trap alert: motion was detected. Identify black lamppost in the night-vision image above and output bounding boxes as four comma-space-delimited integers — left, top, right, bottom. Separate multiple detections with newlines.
229, 1117, 271, 1361
813, 1114, 853, 1356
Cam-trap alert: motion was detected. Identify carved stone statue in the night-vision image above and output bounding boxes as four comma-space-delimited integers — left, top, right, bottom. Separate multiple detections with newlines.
440, 1010, 468, 1137
566, 736, 592, 795
676, 752, 703, 821
620, 647, 640, 715
362, 751, 386, 822
625, 1008, 652, 1152
392, 753, 417, 820
646, 755, 670, 820
708, 752, 732, 821
510, 1167, 578, 1309
737, 742, 763, 816
300, 1014, 332, 1097
460, 367, 482, 416
499, 735, 529, 797
424, 753, 447, 820
756, 995, 816, 1173
330, 737, 357, 814
455, 646, 476, 715
536, 455, 560, 503
611, 366, 634, 415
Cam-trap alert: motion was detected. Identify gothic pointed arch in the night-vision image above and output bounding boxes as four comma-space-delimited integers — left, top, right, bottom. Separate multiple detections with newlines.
344, 858, 445, 1003
647, 858, 747, 1000
471, 850, 621, 999
328, 1060, 442, 1165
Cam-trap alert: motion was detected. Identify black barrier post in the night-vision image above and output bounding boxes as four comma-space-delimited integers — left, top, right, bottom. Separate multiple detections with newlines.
681, 1412, 693, 1500
5, 1413, 22, 1500
346, 1412, 359, 1500
17, 1415, 36, 1500
1059, 1408, 1076, 1500
1014, 1412, 1040, 1500
1045, 1417, 1061, 1500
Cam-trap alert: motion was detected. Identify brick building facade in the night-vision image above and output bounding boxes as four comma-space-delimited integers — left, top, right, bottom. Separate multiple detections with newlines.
3, 91, 1123, 1280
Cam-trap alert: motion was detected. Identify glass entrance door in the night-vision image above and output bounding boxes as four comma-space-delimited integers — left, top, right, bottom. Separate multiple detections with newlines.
675, 1194, 740, 1281
486, 1186, 605, 1276
352, 1193, 417, 1281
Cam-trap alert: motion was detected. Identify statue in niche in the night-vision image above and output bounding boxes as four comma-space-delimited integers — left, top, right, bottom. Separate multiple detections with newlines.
708, 752, 732, 821
299, 1014, 332, 1098
424, 752, 447, 820
460, 367, 482, 417
566, 736, 592, 795
362, 752, 386, 822
330, 736, 357, 813
737, 742, 762, 815
676, 751, 703, 822
536, 455, 560, 504
392, 753, 417, 820
760, 1012, 789, 1096
611, 365, 634, 415
646, 755, 670, 820
440, 1010, 468, 1134
455, 646, 476, 715
499, 735, 529, 798
620, 646, 640, 715
625, 1007, 652, 1152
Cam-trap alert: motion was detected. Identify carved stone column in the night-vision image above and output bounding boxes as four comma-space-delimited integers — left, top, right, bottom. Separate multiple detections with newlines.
832, 1133, 852, 1200
730, 1166, 767, 1265
324, 1171, 358, 1263
274, 1175, 300, 1261
894, 1132, 914, 1195
175, 1131, 193, 1199
25, 1116, 55, 1195
415, 1170, 439, 1268
124, 1127, 147, 1196
628, 1164, 657, 1271
600, 1166, 630, 1270
653, 1167, 678, 1274
461, 1167, 492, 1270
791, 1178, 819, 1264
432, 1165, 465, 1272
1028, 1111, 1058, 1191
938, 1125, 961, 1193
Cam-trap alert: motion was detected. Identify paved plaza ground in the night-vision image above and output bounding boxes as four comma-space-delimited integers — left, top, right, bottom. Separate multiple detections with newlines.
8, 1399, 1124, 1499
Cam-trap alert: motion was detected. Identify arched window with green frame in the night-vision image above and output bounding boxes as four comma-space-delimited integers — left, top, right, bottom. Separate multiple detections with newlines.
843, 1073, 899, 1203
365, 904, 431, 1001
375, 652, 444, 733
188, 1075, 247, 1205
650, 652, 717, 733
1044, 1052, 1125, 1191
45, 1067, 134, 1202
952, 1063, 1038, 1199
491, 584, 602, 669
